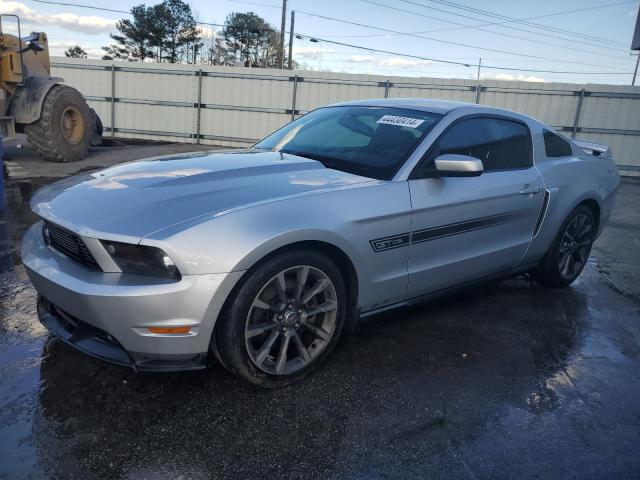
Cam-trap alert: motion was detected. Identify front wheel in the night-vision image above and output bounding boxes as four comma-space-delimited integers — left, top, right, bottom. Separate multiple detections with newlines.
215, 250, 347, 388
533, 205, 596, 288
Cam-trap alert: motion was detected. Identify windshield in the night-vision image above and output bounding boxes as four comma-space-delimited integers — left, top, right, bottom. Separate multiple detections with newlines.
254, 106, 442, 180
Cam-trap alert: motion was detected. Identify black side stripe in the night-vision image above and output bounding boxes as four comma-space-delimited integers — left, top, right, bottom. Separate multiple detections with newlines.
411, 210, 526, 245
370, 209, 531, 252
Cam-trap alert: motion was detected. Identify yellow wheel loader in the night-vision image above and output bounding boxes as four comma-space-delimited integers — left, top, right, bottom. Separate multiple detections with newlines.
0, 15, 101, 162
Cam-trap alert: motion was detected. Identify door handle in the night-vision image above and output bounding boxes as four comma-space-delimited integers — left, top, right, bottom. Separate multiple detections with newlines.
519, 185, 542, 195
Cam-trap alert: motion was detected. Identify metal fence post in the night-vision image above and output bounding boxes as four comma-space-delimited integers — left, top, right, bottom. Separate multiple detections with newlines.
110, 64, 116, 137
291, 75, 299, 121
195, 69, 203, 144
384, 80, 390, 98
475, 83, 482, 104
572, 88, 586, 139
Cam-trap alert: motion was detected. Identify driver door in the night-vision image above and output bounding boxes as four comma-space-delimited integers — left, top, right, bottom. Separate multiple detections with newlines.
406, 115, 545, 298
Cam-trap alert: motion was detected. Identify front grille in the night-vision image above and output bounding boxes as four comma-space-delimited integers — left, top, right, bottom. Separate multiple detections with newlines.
43, 221, 101, 271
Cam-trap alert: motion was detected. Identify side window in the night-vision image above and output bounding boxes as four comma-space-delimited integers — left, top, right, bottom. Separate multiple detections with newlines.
543, 130, 573, 157
424, 117, 532, 173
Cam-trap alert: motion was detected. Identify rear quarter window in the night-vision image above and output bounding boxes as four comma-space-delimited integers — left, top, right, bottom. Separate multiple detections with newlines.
543, 130, 574, 157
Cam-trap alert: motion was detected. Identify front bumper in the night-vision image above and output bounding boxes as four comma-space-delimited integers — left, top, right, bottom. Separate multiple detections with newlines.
37, 296, 208, 371
22, 222, 244, 371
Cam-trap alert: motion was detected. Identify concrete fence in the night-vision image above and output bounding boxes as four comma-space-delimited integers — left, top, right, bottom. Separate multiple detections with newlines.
51, 57, 640, 175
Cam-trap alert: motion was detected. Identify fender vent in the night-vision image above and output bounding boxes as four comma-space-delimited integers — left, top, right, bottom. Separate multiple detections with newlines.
533, 190, 550, 238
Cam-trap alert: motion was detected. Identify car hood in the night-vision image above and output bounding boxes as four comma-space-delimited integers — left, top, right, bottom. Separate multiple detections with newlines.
31, 149, 374, 240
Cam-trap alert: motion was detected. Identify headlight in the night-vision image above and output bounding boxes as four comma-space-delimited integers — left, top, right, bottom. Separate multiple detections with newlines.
101, 241, 181, 280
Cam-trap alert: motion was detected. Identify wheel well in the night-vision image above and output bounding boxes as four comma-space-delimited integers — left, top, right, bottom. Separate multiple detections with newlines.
250, 240, 360, 309
579, 198, 600, 232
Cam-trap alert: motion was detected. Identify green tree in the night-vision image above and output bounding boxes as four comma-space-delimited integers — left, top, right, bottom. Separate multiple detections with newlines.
103, 0, 201, 63
64, 45, 87, 58
205, 35, 233, 66
103, 5, 155, 61
222, 12, 279, 67
153, 0, 200, 63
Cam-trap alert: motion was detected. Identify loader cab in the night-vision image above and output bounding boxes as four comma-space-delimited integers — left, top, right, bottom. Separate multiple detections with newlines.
0, 15, 51, 86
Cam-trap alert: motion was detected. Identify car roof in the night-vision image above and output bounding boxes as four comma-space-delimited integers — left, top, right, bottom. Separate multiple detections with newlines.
329, 98, 474, 115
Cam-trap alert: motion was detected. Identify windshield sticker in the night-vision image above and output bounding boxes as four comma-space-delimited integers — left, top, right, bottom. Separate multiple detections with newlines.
376, 115, 425, 128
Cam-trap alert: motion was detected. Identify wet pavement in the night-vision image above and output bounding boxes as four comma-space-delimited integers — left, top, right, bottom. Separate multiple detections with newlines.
1, 165, 639, 479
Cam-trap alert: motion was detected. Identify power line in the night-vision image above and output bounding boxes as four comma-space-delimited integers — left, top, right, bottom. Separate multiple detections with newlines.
405, 0, 633, 48
44, 0, 627, 55
232, 0, 632, 50
395, 0, 630, 51
28, 0, 268, 30
30, 0, 128, 13
24, 0, 635, 77
361, 0, 631, 58
417, 0, 633, 46
294, 9, 632, 70
424, 2, 632, 47
294, 33, 632, 75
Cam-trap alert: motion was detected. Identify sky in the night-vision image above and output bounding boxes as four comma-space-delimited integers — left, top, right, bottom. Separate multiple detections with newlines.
1, 0, 639, 84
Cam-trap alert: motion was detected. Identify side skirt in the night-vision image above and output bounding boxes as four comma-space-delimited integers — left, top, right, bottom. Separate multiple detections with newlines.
358, 261, 539, 320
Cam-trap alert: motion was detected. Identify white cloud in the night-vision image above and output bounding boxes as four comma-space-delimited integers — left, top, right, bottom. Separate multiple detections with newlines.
345, 55, 376, 63
293, 46, 334, 60
48, 40, 104, 58
0, 0, 116, 35
196, 25, 216, 39
492, 73, 546, 83
377, 57, 432, 69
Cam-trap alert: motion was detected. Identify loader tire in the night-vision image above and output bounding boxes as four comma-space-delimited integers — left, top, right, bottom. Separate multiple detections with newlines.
25, 85, 93, 162
90, 108, 103, 146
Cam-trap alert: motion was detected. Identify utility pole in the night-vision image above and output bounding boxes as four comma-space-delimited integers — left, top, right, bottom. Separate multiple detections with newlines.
476, 57, 481, 80
279, 0, 288, 69
288, 10, 295, 70
632, 7, 639, 85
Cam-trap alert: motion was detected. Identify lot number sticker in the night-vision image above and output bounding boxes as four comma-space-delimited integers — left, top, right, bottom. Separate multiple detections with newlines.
376, 115, 425, 128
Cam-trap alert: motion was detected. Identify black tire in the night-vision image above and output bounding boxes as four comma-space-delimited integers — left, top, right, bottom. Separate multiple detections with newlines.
215, 250, 347, 388
25, 85, 93, 162
532, 204, 596, 288
90, 108, 103, 146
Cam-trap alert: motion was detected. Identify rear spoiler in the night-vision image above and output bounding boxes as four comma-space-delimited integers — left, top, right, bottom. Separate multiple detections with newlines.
572, 138, 610, 158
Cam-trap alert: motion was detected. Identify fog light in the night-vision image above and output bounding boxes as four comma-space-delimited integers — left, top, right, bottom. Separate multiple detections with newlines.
147, 326, 191, 334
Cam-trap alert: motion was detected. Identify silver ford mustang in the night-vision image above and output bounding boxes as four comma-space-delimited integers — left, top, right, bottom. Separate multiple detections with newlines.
21, 98, 619, 386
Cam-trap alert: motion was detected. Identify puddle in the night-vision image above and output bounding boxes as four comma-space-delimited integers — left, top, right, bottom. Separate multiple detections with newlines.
0, 177, 54, 274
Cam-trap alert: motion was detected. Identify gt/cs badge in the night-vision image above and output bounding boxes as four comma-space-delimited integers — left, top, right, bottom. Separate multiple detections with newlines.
370, 234, 410, 252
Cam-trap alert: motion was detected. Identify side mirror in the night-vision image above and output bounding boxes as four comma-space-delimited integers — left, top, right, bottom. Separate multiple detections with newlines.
434, 154, 483, 177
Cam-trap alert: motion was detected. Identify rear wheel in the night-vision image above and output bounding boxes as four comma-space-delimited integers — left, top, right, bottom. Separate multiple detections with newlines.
533, 205, 596, 288
25, 85, 93, 162
215, 250, 347, 388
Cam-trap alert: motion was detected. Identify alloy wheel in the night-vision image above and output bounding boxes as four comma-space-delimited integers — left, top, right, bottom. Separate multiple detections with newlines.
244, 265, 338, 375
558, 213, 593, 280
